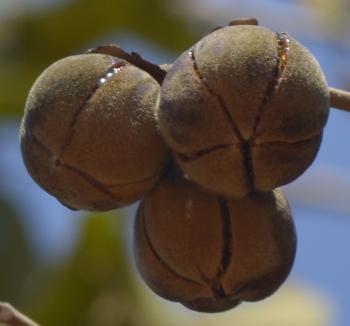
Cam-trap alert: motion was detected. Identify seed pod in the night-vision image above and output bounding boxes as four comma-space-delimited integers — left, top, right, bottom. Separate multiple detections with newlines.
158, 25, 330, 197
134, 172, 296, 312
20, 53, 169, 211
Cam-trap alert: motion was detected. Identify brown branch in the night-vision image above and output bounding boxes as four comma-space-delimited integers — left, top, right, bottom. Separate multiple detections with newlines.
330, 87, 350, 112
0, 303, 39, 326
86, 44, 167, 84
228, 18, 259, 26
211, 18, 259, 33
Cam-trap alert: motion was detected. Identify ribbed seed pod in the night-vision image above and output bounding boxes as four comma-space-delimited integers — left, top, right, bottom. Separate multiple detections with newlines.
134, 172, 296, 312
20, 53, 169, 211
158, 25, 329, 198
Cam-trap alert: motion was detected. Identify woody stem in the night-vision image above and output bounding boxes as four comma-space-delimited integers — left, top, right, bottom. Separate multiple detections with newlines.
0, 303, 39, 326
330, 87, 350, 112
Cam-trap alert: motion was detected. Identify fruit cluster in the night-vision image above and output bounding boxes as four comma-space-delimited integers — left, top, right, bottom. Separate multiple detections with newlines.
20, 20, 330, 312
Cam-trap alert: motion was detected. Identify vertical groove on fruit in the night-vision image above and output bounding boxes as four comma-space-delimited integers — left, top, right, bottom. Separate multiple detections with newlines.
217, 196, 233, 276
189, 49, 255, 191
189, 49, 244, 143
250, 32, 290, 139
140, 208, 203, 286
57, 59, 128, 159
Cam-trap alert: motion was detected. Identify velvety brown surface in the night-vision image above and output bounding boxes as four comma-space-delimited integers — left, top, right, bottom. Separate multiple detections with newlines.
134, 173, 296, 312
158, 25, 329, 198
175, 145, 248, 198
158, 51, 237, 153
252, 134, 323, 191
20, 54, 169, 211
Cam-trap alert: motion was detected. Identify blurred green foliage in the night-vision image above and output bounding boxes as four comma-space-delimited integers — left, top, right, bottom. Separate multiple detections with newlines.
30, 213, 145, 326
0, 0, 200, 116
0, 196, 36, 305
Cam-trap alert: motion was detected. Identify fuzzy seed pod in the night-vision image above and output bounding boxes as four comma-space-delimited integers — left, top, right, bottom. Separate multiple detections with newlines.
158, 25, 329, 197
20, 53, 169, 211
134, 172, 296, 312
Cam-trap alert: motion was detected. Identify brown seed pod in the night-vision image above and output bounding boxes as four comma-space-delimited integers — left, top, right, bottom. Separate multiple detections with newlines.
20, 53, 169, 211
158, 25, 330, 198
134, 172, 296, 313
